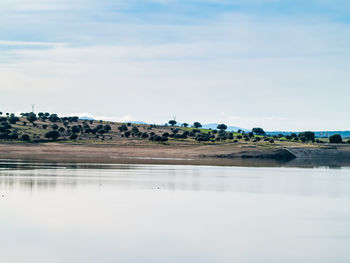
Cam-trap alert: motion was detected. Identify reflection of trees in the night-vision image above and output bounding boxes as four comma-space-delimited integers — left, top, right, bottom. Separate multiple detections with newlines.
0, 171, 77, 191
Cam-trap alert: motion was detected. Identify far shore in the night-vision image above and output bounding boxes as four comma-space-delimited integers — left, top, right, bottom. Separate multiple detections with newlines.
1, 142, 350, 168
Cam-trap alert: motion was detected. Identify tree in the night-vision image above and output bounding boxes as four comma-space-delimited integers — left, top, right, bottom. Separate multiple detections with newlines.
26, 112, 37, 123
8, 115, 19, 124
51, 124, 59, 130
217, 124, 227, 130
168, 120, 177, 126
70, 134, 78, 140
71, 125, 80, 134
182, 123, 189, 127
104, 124, 111, 132
21, 134, 30, 141
193, 122, 202, 128
45, 131, 60, 141
299, 131, 315, 142
49, 114, 60, 123
329, 134, 342, 144
118, 124, 128, 132
252, 127, 265, 135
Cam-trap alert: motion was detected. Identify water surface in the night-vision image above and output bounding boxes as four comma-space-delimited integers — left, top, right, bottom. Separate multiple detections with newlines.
0, 160, 350, 263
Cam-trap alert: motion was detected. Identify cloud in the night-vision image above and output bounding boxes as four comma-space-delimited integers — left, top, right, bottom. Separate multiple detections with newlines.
0, 2, 350, 130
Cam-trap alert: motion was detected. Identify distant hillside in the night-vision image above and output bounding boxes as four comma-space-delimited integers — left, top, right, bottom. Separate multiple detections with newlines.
267, 131, 350, 138
200, 123, 249, 132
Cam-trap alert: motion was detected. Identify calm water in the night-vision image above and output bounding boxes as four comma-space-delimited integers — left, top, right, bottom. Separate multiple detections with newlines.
0, 160, 350, 263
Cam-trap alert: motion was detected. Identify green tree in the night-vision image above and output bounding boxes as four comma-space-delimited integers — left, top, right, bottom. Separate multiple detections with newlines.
299, 131, 315, 142
45, 131, 60, 141
217, 124, 227, 130
168, 120, 177, 126
329, 134, 342, 144
193, 122, 202, 128
252, 127, 265, 135
26, 112, 37, 123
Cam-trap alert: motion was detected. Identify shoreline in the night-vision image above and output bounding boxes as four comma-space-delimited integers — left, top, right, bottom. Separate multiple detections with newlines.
1, 142, 350, 168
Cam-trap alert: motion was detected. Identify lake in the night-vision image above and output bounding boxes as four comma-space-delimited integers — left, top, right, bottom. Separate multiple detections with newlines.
0, 160, 350, 263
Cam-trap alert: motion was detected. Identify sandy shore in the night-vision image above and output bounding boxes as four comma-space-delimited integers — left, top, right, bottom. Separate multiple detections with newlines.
0, 142, 350, 167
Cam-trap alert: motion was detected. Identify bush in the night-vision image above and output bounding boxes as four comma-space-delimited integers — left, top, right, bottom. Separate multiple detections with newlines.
26, 112, 37, 123
21, 134, 30, 141
118, 124, 128, 132
141, 132, 149, 139
195, 133, 211, 142
329, 134, 342, 144
104, 125, 111, 132
69, 134, 78, 140
299, 131, 315, 142
124, 131, 131, 138
49, 114, 60, 123
45, 131, 60, 141
300, 136, 307, 143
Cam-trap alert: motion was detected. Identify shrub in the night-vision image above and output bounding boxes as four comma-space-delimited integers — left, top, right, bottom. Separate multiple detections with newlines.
21, 134, 30, 141
299, 131, 315, 142
26, 112, 37, 123
124, 131, 131, 138
195, 133, 210, 142
162, 132, 170, 138
51, 124, 59, 130
70, 134, 78, 140
329, 134, 342, 144
118, 124, 128, 132
45, 131, 60, 141
104, 124, 111, 132
300, 136, 307, 143
8, 115, 19, 124
49, 114, 60, 123
71, 125, 80, 134
141, 132, 149, 139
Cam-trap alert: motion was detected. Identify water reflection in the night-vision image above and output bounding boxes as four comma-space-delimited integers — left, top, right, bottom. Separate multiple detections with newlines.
0, 161, 350, 263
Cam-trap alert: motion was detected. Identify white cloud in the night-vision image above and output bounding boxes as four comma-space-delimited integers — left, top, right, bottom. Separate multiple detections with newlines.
0, 10, 350, 130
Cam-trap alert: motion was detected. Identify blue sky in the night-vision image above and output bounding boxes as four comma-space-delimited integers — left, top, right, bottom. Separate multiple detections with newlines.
1, 0, 350, 130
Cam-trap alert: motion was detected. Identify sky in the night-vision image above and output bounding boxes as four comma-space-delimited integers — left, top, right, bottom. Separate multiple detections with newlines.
1, 0, 350, 131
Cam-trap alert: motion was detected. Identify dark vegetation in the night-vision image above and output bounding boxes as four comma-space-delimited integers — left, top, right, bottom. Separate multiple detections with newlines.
0, 112, 348, 145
